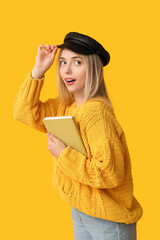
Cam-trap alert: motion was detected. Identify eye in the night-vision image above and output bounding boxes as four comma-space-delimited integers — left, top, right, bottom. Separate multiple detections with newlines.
60, 60, 66, 65
75, 60, 81, 65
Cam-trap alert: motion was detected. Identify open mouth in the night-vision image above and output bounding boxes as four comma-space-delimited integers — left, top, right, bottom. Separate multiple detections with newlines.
65, 79, 76, 83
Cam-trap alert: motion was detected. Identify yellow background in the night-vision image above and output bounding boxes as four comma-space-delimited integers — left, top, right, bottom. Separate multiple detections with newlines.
1, 0, 160, 239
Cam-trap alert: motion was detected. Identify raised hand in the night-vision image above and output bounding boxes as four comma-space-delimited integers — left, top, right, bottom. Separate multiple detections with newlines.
32, 44, 58, 79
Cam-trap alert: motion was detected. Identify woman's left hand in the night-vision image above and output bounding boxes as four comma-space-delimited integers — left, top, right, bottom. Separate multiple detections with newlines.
47, 133, 66, 158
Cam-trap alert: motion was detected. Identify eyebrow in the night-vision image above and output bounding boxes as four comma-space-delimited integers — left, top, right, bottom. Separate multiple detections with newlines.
60, 56, 84, 60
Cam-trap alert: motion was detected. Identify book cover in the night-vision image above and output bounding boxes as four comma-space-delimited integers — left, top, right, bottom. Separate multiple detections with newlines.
43, 116, 87, 157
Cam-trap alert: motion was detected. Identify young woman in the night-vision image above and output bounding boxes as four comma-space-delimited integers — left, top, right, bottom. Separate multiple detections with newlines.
14, 32, 143, 240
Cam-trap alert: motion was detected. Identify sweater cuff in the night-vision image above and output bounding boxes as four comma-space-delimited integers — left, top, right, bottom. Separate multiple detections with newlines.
15, 71, 45, 103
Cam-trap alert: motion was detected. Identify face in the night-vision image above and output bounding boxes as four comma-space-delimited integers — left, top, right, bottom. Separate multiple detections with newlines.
59, 48, 86, 101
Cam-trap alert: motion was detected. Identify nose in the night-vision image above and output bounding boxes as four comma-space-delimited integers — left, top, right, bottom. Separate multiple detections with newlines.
65, 63, 72, 74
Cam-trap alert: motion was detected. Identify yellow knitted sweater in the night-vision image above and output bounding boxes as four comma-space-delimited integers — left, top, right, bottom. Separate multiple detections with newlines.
14, 72, 143, 224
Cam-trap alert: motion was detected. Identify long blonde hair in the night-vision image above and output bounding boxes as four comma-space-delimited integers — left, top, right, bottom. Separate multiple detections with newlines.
56, 48, 113, 108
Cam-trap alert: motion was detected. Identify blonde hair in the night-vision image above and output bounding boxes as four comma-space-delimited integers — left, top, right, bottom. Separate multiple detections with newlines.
56, 48, 113, 108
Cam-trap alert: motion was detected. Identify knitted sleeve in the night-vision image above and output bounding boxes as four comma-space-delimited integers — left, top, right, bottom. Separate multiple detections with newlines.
57, 109, 126, 189
13, 72, 59, 132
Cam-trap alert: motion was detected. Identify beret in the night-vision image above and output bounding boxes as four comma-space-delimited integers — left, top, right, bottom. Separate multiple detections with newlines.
58, 32, 110, 66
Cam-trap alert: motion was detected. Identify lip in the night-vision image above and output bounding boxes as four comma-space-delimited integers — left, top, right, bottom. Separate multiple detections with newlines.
65, 77, 76, 81
64, 77, 76, 85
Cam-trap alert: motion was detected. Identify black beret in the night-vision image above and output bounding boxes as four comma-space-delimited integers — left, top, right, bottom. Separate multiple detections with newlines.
58, 32, 110, 66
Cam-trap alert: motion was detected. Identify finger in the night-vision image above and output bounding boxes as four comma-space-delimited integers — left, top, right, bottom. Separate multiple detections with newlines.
48, 139, 55, 148
47, 133, 57, 142
51, 47, 58, 58
47, 138, 54, 150
50, 44, 58, 50
44, 44, 52, 51
47, 133, 53, 141
38, 44, 44, 51
51, 45, 54, 51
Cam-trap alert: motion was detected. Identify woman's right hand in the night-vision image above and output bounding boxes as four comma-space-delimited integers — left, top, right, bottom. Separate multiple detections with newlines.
31, 44, 58, 79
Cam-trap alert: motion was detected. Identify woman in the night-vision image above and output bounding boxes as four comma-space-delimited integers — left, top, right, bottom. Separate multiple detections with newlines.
14, 32, 143, 240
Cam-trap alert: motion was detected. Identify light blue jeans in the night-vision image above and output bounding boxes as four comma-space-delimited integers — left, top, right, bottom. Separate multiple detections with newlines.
71, 207, 137, 240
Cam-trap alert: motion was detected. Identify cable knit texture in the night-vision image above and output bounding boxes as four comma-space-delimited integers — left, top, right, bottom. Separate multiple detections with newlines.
14, 72, 143, 224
